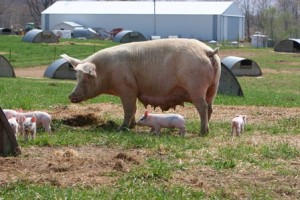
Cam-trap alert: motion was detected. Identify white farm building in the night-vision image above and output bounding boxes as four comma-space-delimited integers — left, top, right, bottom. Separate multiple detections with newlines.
42, 1, 245, 41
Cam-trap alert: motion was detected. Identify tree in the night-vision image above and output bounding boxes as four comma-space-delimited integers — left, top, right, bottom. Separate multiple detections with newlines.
235, 0, 256, 41
25, 0, 57, 25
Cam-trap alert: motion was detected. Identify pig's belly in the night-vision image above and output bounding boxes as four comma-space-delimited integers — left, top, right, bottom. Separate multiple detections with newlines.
138, 87, 191, 111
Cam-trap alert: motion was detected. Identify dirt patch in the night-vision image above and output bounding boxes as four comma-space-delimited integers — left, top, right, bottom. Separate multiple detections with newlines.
14, 66, 48, 78
0, 146, 144, 187
48, 103, 300, 128
61, 113, 100, 126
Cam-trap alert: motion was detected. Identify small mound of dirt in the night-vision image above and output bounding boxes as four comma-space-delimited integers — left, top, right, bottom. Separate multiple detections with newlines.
114, 159, 128, 172
62, 113, 99, 126
115, 152, 141, 165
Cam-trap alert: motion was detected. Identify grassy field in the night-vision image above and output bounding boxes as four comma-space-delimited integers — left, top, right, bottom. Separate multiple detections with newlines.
0, 35, 299, 199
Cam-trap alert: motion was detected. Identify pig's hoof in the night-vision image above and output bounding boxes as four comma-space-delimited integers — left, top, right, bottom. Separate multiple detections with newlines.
118, 127, 130, 132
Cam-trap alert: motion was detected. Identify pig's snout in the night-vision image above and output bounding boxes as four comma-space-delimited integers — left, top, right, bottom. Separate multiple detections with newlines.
69, 95, 79, 103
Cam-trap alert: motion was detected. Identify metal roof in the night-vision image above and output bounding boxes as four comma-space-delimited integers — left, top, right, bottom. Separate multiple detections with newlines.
61, 21, 83, 27
22, 29, 43, 42
42, 1, 240, 16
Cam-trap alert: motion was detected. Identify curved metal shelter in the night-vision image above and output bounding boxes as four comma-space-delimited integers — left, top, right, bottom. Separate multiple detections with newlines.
113, 30, 146, 43
0, 55, 15, 77
218, 63, 243, 96
22, 29, 58, 43
274, 39, 300, 53
0, 28, 13, 35
222, 56, 262, 76
44, 58, 76, 79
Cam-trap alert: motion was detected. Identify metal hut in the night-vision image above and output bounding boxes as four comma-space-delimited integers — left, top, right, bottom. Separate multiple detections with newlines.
274, 39, 300, 53
44, 58, 76, 79
218, 63, 243, 96
0, 55, 15, 77
222, 56, 262, 76
113, 30, 146, 43
0, 28, 13, 35
22, 29, 58, 43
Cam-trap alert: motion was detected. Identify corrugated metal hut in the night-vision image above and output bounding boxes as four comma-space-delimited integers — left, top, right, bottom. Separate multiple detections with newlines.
0, 108, 21, 156
0, 55, 15, 77
0, 28, 13, 35
22, 29, 58, 43
218, 63, 243, 96
222, 56, 262, 76
44, 58, 76, 79
274, 39, 300, 53
113, 30, 146, 43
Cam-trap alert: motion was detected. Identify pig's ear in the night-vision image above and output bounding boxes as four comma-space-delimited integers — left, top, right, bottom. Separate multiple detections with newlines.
75, 63, 97, 77
18, 114, 26, 123
61, 54, 82, 67
144, 111, 149, 118
6, 114, 12, 119
31, 115, 36, 123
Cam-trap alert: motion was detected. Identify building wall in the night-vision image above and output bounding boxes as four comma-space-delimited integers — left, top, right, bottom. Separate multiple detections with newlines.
42, 13, 243, 41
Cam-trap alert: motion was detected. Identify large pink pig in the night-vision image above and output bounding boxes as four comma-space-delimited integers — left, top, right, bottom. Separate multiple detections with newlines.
62, 38, 221, 135
137, 111, 186, 136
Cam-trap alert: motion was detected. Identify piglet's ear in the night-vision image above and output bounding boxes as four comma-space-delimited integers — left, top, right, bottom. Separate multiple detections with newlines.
17, 114, 26, 123
144, 111, 149, 118
31, 115, 36, 123
75, 63, 97, 77
6, 114, 12, 119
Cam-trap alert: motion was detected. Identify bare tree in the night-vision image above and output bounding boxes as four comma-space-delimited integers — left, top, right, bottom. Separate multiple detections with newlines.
276, 0, 300, 38
25, 0, 57, 25
235, 0, 256, 41
0, 0, 16, 27
254, 0, 273, 33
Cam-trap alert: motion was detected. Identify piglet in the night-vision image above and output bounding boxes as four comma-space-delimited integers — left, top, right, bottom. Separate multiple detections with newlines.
22, 111, 52, 133
231, 115, 247, 136
6, 114, 19, 137
19, 114, 37, 141
136, 111, 186, 136
3, 109, 20, 117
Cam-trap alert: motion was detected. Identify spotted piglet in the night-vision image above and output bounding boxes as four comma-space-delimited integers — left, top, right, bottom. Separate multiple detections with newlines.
136, 111, 186, 136
231, 115, 247, 136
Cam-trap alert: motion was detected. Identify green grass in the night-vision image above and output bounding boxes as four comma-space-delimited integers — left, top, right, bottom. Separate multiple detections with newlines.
0, 35, 118, 68
0, 36, 300, 199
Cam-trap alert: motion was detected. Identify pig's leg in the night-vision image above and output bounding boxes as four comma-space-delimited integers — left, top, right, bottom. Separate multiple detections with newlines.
42, 119, 52, 134
31, 130, 36, 140
241, 124, 244, 134
120, 96, 137, 130
150, 127, 155, 133
231, 124, 234, 136
179, 127, 185, 137
236, 126, 241, 136
206, 84, 218, 121
192, 96, 209, 135
44, 124, 52, 134
24, 132, 29, 141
